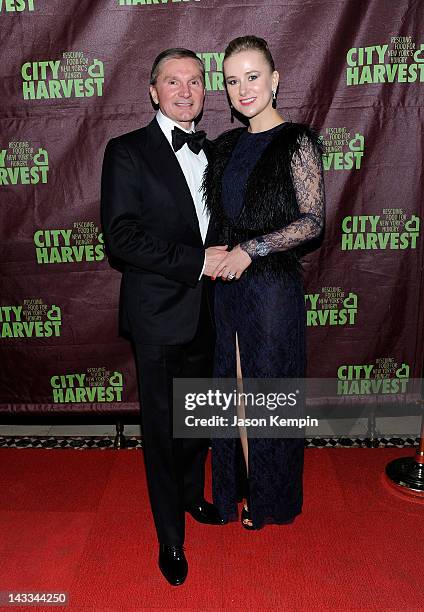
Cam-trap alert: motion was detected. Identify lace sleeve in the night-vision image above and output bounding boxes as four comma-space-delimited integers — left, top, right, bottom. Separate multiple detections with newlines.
240, 133, 325, 259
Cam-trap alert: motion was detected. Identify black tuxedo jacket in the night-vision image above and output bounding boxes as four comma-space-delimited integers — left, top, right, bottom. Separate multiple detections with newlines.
101, 117, 216, 345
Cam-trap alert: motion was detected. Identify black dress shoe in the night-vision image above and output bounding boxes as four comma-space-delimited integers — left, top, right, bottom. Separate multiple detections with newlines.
186, 499, 225, 525
158, 544, 188, 586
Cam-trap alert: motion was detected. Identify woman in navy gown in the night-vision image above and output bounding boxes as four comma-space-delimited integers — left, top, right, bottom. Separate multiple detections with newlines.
203, 36, 325, 529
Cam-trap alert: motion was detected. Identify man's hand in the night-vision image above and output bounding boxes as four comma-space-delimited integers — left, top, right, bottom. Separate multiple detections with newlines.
211, 244, 252, 280
204, 245, 228, 276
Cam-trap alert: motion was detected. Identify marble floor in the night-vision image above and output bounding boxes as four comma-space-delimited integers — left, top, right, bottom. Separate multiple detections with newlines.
0, 416, 420, 439
0, 424, 142, 437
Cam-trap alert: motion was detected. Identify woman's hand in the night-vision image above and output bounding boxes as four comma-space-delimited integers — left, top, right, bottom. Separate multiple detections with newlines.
211, 244, 252, 280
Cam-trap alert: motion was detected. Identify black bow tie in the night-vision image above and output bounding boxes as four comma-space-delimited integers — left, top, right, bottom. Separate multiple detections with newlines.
171, 126, 206, 154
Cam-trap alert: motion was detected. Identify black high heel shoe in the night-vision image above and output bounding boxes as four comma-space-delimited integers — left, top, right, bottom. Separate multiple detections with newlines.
241, 480, 256, 530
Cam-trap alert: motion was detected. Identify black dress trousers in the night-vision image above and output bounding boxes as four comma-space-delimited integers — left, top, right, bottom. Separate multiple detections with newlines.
133, 283, 214, 546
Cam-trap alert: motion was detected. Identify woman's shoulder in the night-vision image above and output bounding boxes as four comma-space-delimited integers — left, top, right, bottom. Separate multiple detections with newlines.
206, 127, 246, 164
211, 127, 245, 148
274, 121, 324, 154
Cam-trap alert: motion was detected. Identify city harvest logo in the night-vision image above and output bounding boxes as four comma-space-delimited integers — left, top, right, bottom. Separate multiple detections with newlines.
337, 359, 409, 395
51, 368, 123, 403
0, 142, 48, 186
1, 0, 34, 11
21, 53, 104, 100
321, 128, 365, 171
196, 52, 224, 91
305, 288, 357, 326
119, 0, 200, 4
346, 37, 424, 86
0, 301, 61, 339
341, 211, 420, 251
34, 222, 105, 264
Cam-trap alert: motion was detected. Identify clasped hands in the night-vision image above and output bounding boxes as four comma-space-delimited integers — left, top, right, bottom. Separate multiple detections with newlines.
204, 245, 252, 281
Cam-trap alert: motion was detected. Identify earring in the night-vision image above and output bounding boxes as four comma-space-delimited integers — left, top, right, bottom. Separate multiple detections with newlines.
272, 89, 277, 109
230, 104, 234, 123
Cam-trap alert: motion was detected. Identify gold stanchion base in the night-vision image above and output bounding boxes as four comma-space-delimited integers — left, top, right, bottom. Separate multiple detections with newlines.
385, 456, 424, 497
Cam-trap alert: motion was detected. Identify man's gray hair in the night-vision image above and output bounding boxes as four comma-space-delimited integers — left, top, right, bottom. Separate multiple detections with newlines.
150, 48, 205, 85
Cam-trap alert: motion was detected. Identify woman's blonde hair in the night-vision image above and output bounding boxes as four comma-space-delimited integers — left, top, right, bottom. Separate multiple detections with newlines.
224, 36, 275, 72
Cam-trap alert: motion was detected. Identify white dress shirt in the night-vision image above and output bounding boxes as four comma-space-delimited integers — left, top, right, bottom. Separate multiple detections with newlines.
156, 110, 209, 277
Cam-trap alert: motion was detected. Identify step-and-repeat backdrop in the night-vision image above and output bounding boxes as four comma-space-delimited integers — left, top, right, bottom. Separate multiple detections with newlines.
1, 0, 423, 415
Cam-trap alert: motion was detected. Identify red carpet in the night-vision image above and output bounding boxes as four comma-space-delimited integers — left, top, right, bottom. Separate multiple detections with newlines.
0, 447, 423, 611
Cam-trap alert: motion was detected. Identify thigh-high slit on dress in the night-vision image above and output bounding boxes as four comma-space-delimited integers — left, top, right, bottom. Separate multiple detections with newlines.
210, 123, 325, 528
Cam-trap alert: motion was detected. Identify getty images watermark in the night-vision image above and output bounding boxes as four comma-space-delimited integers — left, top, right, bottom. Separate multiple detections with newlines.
184, 388, 316, 430
173, 378, 314, 438
173, 378, 423, 439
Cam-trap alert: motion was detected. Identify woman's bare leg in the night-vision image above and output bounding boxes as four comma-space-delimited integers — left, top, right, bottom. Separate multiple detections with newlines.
236, 332, 252, 527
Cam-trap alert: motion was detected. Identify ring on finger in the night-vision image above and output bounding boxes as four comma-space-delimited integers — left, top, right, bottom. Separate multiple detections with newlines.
227, 272, 236, 280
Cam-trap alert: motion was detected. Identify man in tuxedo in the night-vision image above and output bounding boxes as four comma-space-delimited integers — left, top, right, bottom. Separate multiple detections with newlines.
101, 48, 227, 586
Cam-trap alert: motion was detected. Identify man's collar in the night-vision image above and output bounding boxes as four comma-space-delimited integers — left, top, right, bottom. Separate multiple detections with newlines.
156, 110, 195, 144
